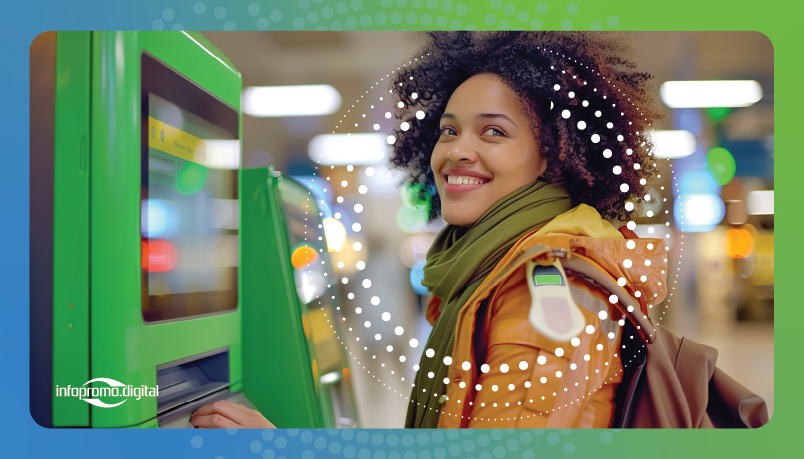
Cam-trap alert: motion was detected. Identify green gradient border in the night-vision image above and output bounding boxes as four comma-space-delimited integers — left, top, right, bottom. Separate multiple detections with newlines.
163, 0, 786, 458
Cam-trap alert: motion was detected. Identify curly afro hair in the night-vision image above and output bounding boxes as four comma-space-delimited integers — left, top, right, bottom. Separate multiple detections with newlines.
387, 31, 666, 223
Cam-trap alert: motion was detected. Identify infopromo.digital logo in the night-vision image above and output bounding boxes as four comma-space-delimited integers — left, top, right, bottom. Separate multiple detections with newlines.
55, 378, 159, 408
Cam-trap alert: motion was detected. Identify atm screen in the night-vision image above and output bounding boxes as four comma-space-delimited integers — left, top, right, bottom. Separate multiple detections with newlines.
140, 53, 239, 323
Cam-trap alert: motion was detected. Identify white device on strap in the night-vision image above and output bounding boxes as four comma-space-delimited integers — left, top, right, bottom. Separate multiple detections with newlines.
526, 258, 586, 343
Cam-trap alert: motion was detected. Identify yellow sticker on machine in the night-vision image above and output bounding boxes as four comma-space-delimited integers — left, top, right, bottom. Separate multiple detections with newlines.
148, 117, 206, 165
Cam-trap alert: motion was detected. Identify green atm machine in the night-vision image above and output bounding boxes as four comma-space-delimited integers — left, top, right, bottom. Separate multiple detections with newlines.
241, 171, 359, 428
31, 31, 358, 428
31, 31, 251, 428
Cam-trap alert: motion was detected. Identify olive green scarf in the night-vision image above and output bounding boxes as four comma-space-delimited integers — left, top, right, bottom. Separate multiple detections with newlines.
405, 180, 573, 428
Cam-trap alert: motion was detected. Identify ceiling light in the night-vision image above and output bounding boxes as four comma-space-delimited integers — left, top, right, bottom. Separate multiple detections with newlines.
308, 133, 386, 165
660, 80, 763, 108
747, 191, 773, 215
646, 130, 696, 159
242, 85, 341, 117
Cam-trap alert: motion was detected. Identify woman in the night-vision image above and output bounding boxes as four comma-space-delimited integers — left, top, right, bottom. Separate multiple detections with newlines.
390, 31, 666, 429
394, 32, 767, 429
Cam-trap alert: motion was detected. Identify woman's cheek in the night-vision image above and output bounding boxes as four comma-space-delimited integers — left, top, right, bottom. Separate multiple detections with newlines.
507, 151, 541, 177
514, 151, 537, 169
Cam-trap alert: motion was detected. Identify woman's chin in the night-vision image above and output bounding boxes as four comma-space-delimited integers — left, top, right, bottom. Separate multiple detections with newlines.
442, 209, 482, 227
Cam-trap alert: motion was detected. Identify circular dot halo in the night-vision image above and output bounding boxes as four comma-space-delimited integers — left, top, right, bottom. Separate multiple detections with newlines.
156, 2, 677, 455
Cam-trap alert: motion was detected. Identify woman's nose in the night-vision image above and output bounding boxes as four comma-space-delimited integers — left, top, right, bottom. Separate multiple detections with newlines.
447, 142, 478, 162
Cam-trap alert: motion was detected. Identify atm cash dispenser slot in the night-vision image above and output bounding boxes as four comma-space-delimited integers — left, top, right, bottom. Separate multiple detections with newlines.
156, 348, 242, 427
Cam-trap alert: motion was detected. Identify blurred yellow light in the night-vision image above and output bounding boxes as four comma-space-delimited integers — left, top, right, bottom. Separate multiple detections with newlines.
725, 228, 754, 259
330, 235, 367, 273
752, 232, 774, 286
323, 217, 347, 252
291, 246, 318, 269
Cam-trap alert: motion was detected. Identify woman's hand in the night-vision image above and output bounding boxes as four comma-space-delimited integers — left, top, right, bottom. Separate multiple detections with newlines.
190, 400, 276, 429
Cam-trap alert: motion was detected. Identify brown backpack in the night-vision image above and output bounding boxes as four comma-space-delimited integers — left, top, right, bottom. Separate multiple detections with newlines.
611, 227, 769, 428
612, 319, 769, 428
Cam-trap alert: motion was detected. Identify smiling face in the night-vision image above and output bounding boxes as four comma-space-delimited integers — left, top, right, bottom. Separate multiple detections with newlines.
431, 73, 547, 227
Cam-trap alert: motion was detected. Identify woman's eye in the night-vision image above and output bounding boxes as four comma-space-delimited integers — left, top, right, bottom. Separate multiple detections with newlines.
482, 127, 505, 136
440, 127, 457, 136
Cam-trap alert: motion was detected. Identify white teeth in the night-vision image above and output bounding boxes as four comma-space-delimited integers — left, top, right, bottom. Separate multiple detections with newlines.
448, 175, 486, 186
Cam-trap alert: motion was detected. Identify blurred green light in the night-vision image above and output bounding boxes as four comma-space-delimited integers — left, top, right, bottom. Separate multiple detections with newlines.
705, 107, 732, 123
396, 205, 429, 233
706, 147, 736, 186
176, 161, 208, 195
400, 182, 432, 214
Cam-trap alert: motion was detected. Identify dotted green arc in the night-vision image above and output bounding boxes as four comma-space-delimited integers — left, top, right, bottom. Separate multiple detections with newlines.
153, 1, 619, 32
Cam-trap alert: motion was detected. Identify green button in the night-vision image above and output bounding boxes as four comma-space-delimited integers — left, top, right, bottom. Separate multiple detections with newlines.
535, 274, 562, 285
438, 395, 447, 404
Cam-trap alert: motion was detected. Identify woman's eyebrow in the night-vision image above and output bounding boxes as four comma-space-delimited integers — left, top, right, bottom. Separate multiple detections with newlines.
440, 112, 518, 127
476, 113, 518, 127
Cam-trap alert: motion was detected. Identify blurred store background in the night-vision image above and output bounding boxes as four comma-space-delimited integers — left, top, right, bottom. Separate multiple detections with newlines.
202, 31, 774, 426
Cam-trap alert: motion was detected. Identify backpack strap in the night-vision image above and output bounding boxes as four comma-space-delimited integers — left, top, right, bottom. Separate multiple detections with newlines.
612, 318, 648, 427
472, 297, 491, 379
618, 226, 639, 240
618, 226, 650, 315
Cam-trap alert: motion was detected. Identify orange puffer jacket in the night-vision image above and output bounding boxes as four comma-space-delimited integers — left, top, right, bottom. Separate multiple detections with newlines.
428, 205, 668, 428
